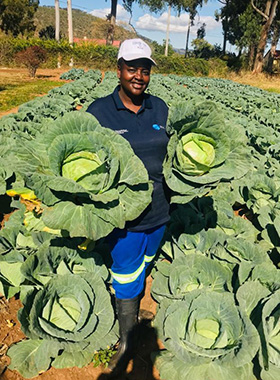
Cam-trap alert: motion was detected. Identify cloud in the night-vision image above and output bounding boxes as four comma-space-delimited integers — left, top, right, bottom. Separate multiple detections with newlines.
136, 12, 220, 35
90, 4, 131, 24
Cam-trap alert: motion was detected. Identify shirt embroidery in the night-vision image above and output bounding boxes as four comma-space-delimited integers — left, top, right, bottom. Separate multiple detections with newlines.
153, 124, 165, 131
115, 129, 129, 134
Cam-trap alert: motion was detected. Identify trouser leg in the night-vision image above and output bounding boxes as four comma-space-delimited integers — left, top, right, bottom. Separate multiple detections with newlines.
106, 224, 166, 372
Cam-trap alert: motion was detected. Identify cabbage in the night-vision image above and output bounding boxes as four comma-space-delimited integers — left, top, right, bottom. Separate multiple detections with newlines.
163, 99, 251, 203
14, 112, 153, 240
154, 289, 260, 380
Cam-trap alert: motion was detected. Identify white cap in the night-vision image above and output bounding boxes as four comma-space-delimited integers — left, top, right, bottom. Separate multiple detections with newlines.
117, 38, 156, 65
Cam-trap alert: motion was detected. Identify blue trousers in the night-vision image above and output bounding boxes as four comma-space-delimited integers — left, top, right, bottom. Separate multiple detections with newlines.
106, 224, 166, 299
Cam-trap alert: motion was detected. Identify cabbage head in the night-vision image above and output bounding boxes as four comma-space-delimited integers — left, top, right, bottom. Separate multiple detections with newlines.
8, 271, 116, 378
258, 289, 280, 380
163, 99, 251, 203
151, 254, 232, 303
154, 289, 260, 380
14, 112, 153, 240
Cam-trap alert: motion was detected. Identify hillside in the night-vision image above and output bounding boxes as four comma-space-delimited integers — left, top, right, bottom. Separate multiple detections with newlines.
34, 6, 137, 41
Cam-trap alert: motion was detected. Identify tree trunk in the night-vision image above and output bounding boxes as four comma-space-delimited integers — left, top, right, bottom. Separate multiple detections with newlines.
249, 44, 256, 70
222, 14, 229, 55
106, 0, 118, 46
222, 25, 227, 55
185, 17, 191, 58
165, 5, 171, 57
267, 23, 280, 73
252, 0, 278, 73
55, 0, 60, 42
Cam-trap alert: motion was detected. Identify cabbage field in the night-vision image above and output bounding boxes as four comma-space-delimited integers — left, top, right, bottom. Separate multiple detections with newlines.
0, 68, 280, 380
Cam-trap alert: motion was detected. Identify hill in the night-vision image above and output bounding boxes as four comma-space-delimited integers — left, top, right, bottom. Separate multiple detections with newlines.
34, 6, 137, 41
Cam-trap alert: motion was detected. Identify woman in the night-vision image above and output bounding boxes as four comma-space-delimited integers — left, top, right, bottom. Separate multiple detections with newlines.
87, 38, 169, 373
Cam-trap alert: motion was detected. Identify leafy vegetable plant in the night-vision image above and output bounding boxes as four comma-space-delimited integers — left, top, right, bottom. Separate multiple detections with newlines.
15, 112, 152, 240
163, 99, 250, 203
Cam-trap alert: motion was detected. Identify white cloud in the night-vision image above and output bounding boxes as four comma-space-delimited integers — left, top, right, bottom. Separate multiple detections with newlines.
136, 12, 220, 35
90, 4, 131, 24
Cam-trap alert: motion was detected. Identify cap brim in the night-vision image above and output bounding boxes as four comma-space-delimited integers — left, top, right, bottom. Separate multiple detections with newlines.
119, 54, 156, 66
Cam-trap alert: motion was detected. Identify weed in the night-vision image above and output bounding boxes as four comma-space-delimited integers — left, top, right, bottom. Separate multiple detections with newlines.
92, 346, 117, 368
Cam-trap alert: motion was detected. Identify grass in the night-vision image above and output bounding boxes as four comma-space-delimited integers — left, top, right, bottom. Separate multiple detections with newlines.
226, 71, 280, 93
0, 80, 64, 112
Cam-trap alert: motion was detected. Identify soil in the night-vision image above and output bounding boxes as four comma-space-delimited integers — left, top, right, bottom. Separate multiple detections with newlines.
0, 276, 162, 380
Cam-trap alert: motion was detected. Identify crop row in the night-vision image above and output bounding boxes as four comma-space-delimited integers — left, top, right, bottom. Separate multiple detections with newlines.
0, 69, 279, 379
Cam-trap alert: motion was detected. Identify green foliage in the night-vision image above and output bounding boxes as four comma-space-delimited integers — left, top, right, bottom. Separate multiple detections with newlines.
258, 289, 280, 380
163, 99, 250, 203
0, 37, 229, 75
60, 68, 85, 80
150, 40, 175, 56
8, 270, 117, 377
38, 25, 56, 40
0, 0, 38, 37
154, 54, 210, 76
2, 69, 280, 379
154, 289, 260, 380
14, 111, 153, 240
191, 38, 214, 59
93, 347, 117, 368
237, 2, 262, 51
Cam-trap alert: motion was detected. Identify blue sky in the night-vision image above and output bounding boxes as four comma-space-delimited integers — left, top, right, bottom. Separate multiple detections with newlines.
39, 1, 230, 50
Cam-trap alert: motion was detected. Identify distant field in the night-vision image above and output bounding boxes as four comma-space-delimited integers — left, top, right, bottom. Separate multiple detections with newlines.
0, 67, 279, 116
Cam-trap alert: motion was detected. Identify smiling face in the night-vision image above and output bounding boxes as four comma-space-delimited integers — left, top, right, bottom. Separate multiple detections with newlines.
117, 58, 152, 99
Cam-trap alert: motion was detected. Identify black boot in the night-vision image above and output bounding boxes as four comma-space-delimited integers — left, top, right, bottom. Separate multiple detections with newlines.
107, 296, 139, 373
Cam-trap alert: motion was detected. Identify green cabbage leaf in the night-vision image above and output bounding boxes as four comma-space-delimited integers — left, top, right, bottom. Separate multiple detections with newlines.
14, 112, 153, 240
163, 99, 251, 203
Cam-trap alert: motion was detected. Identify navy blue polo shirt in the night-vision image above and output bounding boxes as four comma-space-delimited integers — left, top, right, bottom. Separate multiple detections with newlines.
86, 86, 170, 231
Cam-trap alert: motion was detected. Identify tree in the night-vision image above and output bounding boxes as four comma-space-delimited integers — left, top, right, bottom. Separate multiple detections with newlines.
15, 46, 47, 78
191, 22, 214, 58
106, 0, 118, 45
251, 0, 279, 73
39, 25, 56, 39
104, 0, 208, 48
136, 1, 208, 57
237, 3, 262, 70
197, 22, 206, 39
215, 0, 252, 55
0, 0, 39, 37
267, 5, 280, 73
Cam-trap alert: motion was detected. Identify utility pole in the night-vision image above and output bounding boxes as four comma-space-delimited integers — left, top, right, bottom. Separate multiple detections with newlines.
55, 0, 61, 68
165, 5, 171, 56
67, 0, 74, 66
55, 0, 60, 41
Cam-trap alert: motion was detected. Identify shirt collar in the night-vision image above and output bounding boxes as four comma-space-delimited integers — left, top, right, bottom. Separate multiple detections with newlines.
112, 86, 153, 111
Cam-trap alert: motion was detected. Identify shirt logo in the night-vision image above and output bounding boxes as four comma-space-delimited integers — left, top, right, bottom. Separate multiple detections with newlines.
115, 129, 128, 134
152, 124, 165, 131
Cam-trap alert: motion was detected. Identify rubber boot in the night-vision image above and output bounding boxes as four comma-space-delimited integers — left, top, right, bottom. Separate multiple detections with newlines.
107, 296, 139, 373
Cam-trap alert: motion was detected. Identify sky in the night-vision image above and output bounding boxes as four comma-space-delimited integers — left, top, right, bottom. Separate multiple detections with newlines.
39, 1, 231, 51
